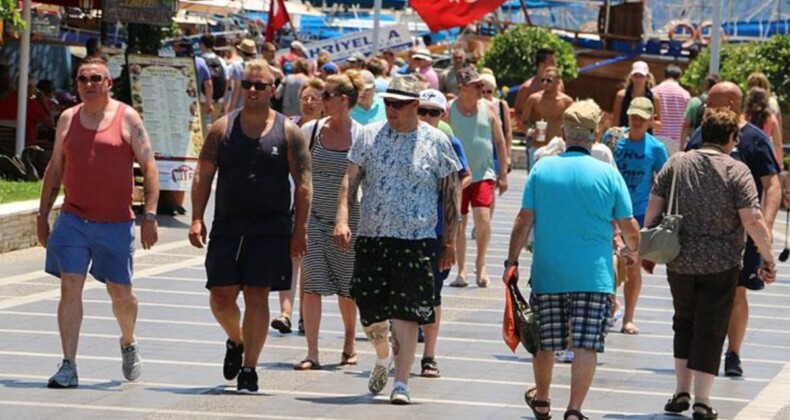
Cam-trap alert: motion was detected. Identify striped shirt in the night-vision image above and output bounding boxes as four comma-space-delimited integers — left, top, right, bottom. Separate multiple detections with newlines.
653, 79, 690, 142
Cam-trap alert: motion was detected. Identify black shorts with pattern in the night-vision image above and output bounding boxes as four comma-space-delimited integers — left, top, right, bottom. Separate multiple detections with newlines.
351, 236, 437, 327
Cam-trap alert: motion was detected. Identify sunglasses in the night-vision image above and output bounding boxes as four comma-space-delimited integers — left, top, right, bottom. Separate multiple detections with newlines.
417, 107, 442, 118
241, 80, 272, 90
384, 99, 415, 109
321, 91, 344, 100
77, 74, 104, 84
541, 78, 555, 84
481, 89, 494, 95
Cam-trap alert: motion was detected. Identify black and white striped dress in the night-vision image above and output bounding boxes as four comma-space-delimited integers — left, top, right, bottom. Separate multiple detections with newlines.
302, 119, 362, 297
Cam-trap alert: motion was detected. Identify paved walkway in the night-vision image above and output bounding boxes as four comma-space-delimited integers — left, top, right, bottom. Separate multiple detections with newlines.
1, 169, 789, 419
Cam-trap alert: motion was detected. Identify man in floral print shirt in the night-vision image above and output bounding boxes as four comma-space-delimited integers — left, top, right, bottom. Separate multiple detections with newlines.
334, 75, 461, 405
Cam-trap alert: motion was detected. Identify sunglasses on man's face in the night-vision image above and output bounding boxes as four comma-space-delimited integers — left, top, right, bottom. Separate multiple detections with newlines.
541, 78, 555, 84
241, 80, 272, 90
77, 74, 104, 84
384, 99, 415, 109
321, 91, 344, 100
417, 107, 442, 118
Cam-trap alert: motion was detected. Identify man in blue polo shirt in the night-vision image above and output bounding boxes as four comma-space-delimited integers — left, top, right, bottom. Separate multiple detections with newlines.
504, 100, 640, 420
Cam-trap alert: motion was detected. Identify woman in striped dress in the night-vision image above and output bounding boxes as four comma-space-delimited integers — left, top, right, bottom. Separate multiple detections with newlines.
294, 70, 366, 370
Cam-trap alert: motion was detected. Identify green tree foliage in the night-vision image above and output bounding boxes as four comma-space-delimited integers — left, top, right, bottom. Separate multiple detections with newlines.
478, 26, 578, 89
1, 0, 27, 34
681, 35, 790, 110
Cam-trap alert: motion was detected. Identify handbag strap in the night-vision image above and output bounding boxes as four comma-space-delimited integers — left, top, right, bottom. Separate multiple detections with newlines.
667, 156, 681, 216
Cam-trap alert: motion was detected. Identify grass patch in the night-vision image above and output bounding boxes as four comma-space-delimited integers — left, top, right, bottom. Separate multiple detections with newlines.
0, 180, 42, 204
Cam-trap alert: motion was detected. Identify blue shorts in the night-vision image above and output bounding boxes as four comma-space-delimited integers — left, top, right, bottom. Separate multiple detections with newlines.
45, 211, 135, 284
634, 214, 645, 228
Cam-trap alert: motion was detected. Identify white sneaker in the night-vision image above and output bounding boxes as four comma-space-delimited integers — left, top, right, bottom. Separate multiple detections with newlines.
554, 350, 574, 363
390, 384, 411, 405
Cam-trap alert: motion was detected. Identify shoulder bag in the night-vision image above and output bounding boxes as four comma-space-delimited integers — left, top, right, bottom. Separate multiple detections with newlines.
639, 160, 683, 264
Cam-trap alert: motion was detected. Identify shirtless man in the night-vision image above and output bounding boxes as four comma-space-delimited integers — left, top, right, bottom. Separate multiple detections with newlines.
513, 48, 565, 122
521, 67, 574, 147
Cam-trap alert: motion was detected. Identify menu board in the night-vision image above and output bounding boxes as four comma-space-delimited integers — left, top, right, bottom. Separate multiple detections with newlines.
103, 0, 174, 26
128, 54, 203, 191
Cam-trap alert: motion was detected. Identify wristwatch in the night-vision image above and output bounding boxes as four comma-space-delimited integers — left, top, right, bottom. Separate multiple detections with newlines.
145, 211, 157, 221
504, 259, 519, 268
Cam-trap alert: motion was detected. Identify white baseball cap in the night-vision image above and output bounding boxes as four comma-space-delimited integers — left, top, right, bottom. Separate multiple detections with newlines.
412, 47, 433, 62
419, 89, 446, 110
630, 60, 649, 76
360, 70, 375, 90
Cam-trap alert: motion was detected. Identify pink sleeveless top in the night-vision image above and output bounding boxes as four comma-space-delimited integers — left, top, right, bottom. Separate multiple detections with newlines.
62, 103, 135, 222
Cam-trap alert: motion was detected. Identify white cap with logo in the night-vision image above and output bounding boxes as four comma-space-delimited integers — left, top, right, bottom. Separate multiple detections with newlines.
419, 89, 447, 110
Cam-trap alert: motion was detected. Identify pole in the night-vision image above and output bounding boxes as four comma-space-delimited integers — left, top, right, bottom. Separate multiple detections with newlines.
710, 0, 723, 74
518, 0, 532, 26
371, 0, 382, 55
16, 0, 32, 157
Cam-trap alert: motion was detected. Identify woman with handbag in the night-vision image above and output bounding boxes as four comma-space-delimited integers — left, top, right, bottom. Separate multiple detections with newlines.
644, 107, 776, 420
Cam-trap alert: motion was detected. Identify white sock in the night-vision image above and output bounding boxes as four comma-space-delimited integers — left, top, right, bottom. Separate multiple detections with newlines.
393, 380, 408, 390
376, 354, 391, 366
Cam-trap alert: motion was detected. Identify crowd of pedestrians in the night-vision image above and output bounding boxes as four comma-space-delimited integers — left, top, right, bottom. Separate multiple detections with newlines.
33, 35, 785, 419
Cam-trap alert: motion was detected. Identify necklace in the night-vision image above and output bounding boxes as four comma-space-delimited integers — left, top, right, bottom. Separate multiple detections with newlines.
457, 100, 477, 117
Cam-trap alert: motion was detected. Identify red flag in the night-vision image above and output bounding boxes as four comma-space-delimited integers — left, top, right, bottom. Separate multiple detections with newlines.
410, 0, 507, 32
265, 0, 292, 43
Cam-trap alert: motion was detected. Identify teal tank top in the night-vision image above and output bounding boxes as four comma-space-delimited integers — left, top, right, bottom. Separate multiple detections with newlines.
450, 100, 495, 182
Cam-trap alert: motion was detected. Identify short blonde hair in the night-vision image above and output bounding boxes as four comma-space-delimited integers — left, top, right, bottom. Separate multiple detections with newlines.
299, 77, 325, 97
242, 59, 274, 80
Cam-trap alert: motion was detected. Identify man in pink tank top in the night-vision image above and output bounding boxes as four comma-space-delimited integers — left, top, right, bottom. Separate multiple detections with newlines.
37, 57, 160, 388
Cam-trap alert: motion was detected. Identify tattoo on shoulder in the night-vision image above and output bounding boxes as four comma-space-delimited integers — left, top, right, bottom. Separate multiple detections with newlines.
134, 124, 149, 144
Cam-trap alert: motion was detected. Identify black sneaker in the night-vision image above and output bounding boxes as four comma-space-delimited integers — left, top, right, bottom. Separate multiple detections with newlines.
724, 351, 743, 377
236, 367, 259, 394
223, 339, 244, 380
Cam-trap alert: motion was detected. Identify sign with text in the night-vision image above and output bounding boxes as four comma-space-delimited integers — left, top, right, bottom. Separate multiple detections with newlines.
278, 25, 414, 63
128, 54, 203, 191
31, 13, 61, 39
103, 0, 175, 26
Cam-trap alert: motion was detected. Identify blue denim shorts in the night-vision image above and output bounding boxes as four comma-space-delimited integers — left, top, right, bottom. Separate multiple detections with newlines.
45, 211, 135, 284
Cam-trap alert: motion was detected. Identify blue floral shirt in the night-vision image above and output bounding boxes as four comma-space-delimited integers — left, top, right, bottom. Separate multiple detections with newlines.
349, 121, 461, 239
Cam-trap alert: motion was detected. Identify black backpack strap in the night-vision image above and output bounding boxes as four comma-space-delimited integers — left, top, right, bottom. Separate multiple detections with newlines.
308, 117, 327, 152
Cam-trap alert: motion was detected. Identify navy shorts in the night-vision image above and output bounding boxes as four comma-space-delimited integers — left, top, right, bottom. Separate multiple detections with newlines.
634, 214, 645, 228
351, 237, 437, 327
205, 234, 292, 291
45, 211, 135, 284
739, 238, 764, 291
431, 236, 449, 306
530, 292, 612, 352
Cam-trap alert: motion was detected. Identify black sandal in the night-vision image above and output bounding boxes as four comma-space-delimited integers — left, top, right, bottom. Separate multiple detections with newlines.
524, 387, 551, 420
420, 357, 440, 378
563, 409, 588, 420
692, 403, 718, 420
271, 316, 292, 334
664, 392, 691, 413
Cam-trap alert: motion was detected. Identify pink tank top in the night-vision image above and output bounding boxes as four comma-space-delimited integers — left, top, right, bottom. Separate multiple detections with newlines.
62, 103, 135, 222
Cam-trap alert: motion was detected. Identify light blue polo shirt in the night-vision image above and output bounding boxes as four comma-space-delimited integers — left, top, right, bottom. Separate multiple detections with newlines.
350, 97, 387, 125
522, 150, 632, 294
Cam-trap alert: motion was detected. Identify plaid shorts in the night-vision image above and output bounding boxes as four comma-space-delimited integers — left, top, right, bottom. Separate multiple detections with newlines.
530, 292, 612, 352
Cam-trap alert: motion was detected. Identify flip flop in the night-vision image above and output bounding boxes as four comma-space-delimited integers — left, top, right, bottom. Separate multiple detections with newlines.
449, 275, 468, 288
476, 276, 490, 288
524, 386, 552, 420
340, 352, 357, 366
293, 359, 322, 370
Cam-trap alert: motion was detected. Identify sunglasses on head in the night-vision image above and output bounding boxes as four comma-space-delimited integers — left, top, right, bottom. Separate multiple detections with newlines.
384, 99, 415, 109
241, 80, 272, 90
77, 74, 104, 84
417, 107, 442, 118
321, 91, 344, 100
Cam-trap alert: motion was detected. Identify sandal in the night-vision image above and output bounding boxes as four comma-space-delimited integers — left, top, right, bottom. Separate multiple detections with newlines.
293, 359, 322, 370
524, 387, 551, 420
297, 318, 305, 335
620, 322, 640, 335
692, 403, 718, 420
420, 357, 440, 378
664, 392, 691, 413
563, 409, 588, 420
340, 352, 357, 366
271, 316, 292, 334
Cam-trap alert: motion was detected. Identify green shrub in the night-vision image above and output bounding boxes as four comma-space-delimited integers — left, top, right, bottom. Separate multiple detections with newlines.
681, 35, 790, 110
479, 26, 578, 89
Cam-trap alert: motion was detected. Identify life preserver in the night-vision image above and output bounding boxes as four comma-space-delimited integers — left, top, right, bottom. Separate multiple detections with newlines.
697, 21, 727, 45
668, 22, 697, 41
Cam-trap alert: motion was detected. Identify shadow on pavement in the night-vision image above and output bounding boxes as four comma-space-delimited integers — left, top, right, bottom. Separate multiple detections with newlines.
0, 378, 123, 391
603, 414, 686, 419
295, 394, 411, 406
148, 385, 274, 396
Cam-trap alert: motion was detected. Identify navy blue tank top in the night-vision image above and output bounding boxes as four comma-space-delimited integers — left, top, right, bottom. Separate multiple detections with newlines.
211, 111, 291, 237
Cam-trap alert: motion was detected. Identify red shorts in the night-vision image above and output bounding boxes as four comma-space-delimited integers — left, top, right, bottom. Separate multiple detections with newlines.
461, 180, 496, 215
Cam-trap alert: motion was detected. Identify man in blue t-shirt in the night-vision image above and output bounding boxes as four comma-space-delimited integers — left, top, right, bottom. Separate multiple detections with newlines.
505, 100, 640, 420
686, 82, 781, 378
613, 97, 669, 336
